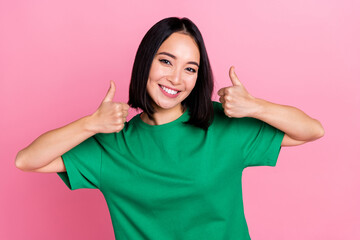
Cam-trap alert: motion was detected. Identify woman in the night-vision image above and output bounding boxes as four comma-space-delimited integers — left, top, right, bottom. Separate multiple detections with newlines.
15, 17, 324, 239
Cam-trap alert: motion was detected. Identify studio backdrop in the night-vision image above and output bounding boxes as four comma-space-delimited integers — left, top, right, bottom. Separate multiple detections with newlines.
1, 0, 359, 239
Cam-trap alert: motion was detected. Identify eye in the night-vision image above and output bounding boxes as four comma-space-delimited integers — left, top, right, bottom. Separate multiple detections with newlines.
186, 67, 197, 73
159, 59, 171, 65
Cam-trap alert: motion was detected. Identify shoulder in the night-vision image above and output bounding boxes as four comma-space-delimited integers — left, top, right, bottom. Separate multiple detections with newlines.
211, 101, 227, 120
92, 116, 137, 143
212, 101, 223, 112
108, 113, 141, 134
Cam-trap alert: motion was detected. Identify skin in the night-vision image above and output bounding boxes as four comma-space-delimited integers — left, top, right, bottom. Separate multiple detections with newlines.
15, 80, 129, 172
142, 32, 324, 145
218, 66, 325, 146
15, 32, 324, 173
141, 32, 200, 125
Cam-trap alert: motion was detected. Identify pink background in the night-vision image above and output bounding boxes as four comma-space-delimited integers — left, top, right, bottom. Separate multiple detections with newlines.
1, 0, 359, 239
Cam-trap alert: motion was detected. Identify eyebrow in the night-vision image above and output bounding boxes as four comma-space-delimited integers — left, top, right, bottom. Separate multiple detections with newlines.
157, 52, 199, 67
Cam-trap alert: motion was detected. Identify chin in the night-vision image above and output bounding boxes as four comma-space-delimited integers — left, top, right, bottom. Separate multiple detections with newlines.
158, 103, 178, 110
154, 100, 182, 110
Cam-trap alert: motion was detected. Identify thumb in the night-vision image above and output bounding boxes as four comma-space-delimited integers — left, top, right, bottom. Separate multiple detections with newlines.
102, 80, 116, 102
229, 66, 242, 86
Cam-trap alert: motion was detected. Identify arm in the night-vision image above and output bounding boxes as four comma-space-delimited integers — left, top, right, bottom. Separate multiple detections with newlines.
251, 99, 324, 146
15, 80, 129, 172
218, 66, 324, 146
15, 116, 95, 171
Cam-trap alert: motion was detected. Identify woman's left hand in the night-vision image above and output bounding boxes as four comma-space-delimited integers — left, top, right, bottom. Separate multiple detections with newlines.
218, 66, 324, 144
217, 66, 259, 118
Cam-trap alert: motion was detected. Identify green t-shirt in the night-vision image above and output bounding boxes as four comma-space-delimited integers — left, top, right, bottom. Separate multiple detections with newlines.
57, 101, 284, 240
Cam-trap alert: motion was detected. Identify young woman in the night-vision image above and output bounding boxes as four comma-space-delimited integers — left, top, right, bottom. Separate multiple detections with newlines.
15, 17, 324, 239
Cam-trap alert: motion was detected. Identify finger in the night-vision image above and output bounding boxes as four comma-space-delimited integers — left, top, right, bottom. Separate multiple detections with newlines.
224, 109, 232, 118
117, 111, 123, 117
229, 66, 242, 86
219, 96, 224, 104
122, 103, 130, 110
217, 88, 225, 96
103, 80, 116, 103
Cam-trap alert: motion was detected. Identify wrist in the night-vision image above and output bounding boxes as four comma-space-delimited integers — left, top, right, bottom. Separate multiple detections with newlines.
82, 114, 98, 135
249, 98, 267, 119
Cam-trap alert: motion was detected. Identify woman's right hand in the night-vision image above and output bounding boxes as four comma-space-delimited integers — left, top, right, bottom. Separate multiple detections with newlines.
87, 80, 129, 134
15, 80, 129, 172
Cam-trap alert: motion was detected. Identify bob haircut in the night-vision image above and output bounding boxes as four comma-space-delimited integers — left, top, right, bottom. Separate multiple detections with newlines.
128, 17, 214, 131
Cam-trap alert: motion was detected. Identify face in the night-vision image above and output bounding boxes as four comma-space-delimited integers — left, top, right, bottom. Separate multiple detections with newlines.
146, 32, 200, 113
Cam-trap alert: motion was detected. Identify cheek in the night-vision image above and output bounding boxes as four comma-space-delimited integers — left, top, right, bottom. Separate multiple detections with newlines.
146, 79, 151, 92
146, 77, 157, 96
186, 75, 198, 90
148, 62, 167, 82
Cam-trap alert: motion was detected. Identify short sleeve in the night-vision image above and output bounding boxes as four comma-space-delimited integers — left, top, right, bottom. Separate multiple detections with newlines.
57, 135, 102, 190
240, 118, 285, 168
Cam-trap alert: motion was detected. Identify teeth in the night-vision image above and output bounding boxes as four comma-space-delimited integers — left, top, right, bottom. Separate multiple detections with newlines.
161, 85, 179, 95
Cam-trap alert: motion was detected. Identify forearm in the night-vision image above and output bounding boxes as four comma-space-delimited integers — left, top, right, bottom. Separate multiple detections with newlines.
15, 115, 95, 170
251, 98, 324, 141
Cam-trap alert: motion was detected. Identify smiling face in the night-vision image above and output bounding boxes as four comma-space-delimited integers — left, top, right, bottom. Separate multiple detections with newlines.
146, 32, 200, 114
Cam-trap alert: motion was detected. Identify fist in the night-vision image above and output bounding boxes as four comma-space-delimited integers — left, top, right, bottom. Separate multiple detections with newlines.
217, 66, 258, 118
89, 80, 129, 133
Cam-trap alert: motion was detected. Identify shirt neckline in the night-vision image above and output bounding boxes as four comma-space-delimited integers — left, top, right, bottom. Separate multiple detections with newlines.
133, 108, 190, 131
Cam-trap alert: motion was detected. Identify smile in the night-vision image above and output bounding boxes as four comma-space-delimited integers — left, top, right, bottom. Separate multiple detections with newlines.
159, 84, 181, 98
159, 85, 180, 95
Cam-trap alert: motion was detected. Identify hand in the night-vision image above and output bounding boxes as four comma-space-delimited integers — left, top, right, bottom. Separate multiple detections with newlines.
88, 80, 129, 133
217, 66, 259, 118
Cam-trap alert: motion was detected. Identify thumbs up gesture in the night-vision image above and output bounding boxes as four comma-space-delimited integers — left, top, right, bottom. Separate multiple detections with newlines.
88, 80, 130, 133
217, 66, 259, 118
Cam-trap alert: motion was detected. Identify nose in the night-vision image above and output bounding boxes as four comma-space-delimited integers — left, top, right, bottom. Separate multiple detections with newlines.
167, 68, 182, 85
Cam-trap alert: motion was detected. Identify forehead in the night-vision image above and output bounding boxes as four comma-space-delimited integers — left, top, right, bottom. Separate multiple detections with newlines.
157, 32, 200, 62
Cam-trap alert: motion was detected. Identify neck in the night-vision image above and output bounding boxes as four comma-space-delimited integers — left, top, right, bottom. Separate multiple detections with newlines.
140, 104, 185, 125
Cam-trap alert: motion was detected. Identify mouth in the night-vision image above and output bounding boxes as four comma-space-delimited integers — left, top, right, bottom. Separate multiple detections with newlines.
159, 84, 181, 98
